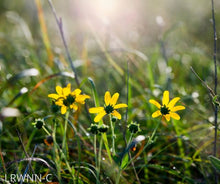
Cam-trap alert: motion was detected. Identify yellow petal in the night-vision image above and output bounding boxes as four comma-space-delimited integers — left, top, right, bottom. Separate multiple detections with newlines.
152, 110, 162, 118
110, 93, 119, 106
72, 89, 81, 96
170, 112, 180, 120
75, 95, 90, 104
171, 105, 185, 112
55, 99, 64, 106
104, 91, 111, 105
67, 83, 71, 88
63, 84, 71, 96
94, 111, 107, 122
56, 86, 63, 95
162, 91, 169, 106
114, 103, 128, 109
111, 110, 121, 119
149, 99, 161, 109
89, 107, 105, 113
70, 104, 78, 111
61, 106, 67, 114
164, 114, 170, 121
48, 94, 60, 100
168, 97, 180, 109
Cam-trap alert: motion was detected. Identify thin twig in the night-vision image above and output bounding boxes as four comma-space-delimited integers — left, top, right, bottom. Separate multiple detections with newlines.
47, 0, 79, 86
211, 0, 218, 183
190, 66, 215, 97
16, 129, 36, 178
21, 145, 38, 184
5, 157, 55, 172
47, 0, 91, 122
211, 0, 218, 157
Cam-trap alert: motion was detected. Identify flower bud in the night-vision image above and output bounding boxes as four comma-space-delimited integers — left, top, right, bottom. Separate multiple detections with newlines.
88, 124, 99, 135
128, 121, 141, 134
32, 118, 45, 129
98, 124, 109, 133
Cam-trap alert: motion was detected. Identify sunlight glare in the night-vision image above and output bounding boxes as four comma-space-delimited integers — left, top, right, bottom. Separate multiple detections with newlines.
95, 0, 119, 19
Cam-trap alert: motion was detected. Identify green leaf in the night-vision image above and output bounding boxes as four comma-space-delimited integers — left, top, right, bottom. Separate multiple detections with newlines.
208, 155, 220, 172
212, 95, 220, 106
88, 77, 100, 107
121, 153, 129, 169
102, 133, 112, 163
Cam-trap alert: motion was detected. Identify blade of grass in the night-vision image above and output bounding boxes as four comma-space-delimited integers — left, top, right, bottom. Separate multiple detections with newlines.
89, 25, 124, 76
35, 0, 54, 66
30, 72, 74, 94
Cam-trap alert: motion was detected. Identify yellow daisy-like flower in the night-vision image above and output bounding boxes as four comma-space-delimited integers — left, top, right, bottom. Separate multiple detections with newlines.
89, 91, 128, 122
48, 83, 90, 114
149, 91, 185, 121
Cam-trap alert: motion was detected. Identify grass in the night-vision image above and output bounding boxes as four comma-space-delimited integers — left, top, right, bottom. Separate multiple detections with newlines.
0, 0, 220, 183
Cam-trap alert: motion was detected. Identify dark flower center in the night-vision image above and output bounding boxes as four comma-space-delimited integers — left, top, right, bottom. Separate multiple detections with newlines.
104, 105, 114, 114
160, 105, 170, 115
63, 95, 75, 106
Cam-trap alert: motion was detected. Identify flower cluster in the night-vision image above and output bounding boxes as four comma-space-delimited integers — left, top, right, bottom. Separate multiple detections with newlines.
48, 83, 90, 114
48, 86, 185, 124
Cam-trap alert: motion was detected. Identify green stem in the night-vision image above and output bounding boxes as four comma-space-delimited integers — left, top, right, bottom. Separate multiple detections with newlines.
109, 115, 116, 155
76, 130, 81, 182
42, 126, 50, 136
62, 110, 69, 157
94, 135, 99, 184
52, 120, 61, 182
97, 136, 103, 181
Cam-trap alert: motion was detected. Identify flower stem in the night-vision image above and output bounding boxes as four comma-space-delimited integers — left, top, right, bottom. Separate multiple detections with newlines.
110, 115, 116, 155
94, 134, 99, 184
52, 120, 61, 182
42, 126, 50, 136
98, 136, 103, 180
62, 110, 69, 157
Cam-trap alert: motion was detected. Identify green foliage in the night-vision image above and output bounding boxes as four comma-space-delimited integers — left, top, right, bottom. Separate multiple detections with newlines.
209, 155, 220, 172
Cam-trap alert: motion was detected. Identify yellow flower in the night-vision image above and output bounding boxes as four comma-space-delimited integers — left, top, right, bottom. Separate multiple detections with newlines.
89, 91, 128, 122
149, 91, 185, 121
48, 83, 90, 114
